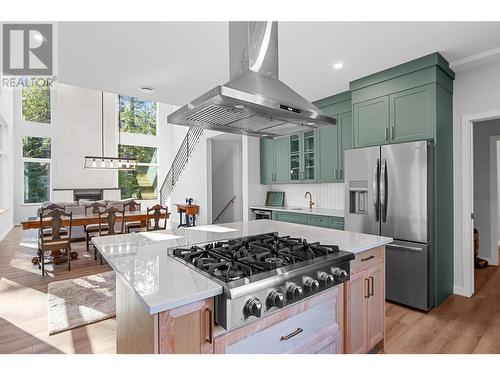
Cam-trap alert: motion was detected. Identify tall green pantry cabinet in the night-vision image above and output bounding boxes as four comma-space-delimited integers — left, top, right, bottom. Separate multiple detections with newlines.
349, 52, 455, 307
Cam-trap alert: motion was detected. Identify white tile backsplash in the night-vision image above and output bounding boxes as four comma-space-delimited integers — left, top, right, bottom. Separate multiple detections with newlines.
252, 183, 345, 210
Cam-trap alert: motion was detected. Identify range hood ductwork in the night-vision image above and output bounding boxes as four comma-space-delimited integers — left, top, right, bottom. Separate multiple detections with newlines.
167, 21, 336, 138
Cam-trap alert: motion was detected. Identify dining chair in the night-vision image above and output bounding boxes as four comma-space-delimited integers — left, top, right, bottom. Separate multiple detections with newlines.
123, 200, 143, 233
38, 208, 73, 276
95, 206, 125, 264
39, 204, 69, 238
146, 204, 168, 231
84, 201, 107, 252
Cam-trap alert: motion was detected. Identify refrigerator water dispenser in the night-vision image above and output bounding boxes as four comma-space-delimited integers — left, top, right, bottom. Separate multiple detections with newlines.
348, 181, 368, 214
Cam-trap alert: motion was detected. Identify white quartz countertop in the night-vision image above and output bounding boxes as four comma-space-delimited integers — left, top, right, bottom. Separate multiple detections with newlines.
250, 205, 344, 218
92, 220, 391, 315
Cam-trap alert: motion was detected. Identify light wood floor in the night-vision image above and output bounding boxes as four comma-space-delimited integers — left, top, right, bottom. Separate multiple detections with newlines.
0, 226, 115, 354
385, 249, 500, 353
1, 226, 500, 354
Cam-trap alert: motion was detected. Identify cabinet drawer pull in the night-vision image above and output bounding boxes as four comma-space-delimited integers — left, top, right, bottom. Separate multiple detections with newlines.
280, 327, 303, 341
364, 278, 370, 298
369, 276, 374, 296
390, 126, 395, 140
360, 255, 375, 262
384, 128, 388, 141
205, 308, 213, 343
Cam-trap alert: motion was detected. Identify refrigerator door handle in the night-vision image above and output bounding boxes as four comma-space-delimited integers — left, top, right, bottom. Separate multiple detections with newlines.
380, 158, 387, 222
386, 243, 423, 252
373, 158, 380, 222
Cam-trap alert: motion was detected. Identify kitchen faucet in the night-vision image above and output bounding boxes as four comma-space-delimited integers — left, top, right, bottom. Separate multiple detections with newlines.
304, 192, 314, 209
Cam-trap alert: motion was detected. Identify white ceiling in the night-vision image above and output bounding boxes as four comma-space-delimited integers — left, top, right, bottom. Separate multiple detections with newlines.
58, 21, 500, 105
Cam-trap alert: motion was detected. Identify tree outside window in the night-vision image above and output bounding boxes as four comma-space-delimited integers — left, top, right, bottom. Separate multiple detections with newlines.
118, 96, 157, 135
22, 86, 51, 124
118, 145, 158, 200
23, 137, 51, 203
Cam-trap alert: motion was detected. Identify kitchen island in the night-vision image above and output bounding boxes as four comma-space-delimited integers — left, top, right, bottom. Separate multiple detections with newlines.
92, 220, 391, 354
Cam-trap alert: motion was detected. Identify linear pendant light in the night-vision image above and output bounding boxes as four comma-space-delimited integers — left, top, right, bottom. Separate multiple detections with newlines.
84, 92, 137, 170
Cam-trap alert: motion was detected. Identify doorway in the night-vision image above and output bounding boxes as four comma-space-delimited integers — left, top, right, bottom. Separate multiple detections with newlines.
208, 134, 243, 224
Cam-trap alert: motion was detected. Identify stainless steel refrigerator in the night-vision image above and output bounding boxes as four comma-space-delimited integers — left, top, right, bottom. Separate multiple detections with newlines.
344, 140, 434, 311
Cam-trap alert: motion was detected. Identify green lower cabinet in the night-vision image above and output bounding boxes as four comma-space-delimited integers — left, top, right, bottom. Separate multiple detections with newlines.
308, 215, 331, 228
274, 212, 309, 225
389, 84, 435, 143
273, 211, 344, 230
353, 96, 390, 148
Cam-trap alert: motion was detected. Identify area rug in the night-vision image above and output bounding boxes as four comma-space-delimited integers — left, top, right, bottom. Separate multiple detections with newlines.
47, 271, 116, 335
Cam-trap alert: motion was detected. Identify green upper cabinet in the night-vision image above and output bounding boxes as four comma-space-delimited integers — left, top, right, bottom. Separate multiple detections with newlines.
351, 52, 454, 149
353, 96, 389, 148
389, 84, 435, 143
260, 137, 275, 184
314, 91, 352, 183
302, 130, 317, 181
318, 125, 337, 183
274, 136, 290, 183
338, 111, 353, 181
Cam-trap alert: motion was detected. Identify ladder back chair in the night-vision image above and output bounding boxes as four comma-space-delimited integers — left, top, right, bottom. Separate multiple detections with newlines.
146, 204, 168, 231
123, 200, 143, 233
39, 204, 68, 238
84, 201, 108, 252
38, 209, 73, 276
95, 206, 125, 264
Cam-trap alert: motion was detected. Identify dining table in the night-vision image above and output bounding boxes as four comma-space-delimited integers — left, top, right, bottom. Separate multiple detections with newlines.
20, 210, 169, 230
21, 210, 169, 264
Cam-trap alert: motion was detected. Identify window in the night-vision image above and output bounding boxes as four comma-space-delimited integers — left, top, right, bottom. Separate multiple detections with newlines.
118, 96, 157, 135
118, 145, 158, 200
22, 136, 51, 203
22, 85, 51, 124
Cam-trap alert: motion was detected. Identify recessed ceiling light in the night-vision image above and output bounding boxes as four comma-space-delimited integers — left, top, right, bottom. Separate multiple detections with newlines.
138, 86, 154, 93
234, 105, 245, 109
333, 62, 344, 70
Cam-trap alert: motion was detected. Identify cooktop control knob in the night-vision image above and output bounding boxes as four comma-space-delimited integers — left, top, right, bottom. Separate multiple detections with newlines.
267, 290, 285, 308
244, 297, 262, 318
318, 272, 335, 287
332, 267, 348, 279
304, 277, 320, 293
287, 283, 303, 301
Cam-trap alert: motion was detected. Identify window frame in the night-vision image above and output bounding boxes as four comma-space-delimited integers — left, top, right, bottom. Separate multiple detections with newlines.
118, 95, 158, 136
22, 136, 52, 205
21, 85, 52, 125
117, 143, 159, 201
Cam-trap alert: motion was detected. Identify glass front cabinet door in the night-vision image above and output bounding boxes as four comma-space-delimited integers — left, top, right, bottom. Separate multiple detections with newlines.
289, 130, 317, 183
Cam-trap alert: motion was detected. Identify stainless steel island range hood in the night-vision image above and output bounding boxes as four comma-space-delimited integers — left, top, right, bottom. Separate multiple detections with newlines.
167, 22, 336, 138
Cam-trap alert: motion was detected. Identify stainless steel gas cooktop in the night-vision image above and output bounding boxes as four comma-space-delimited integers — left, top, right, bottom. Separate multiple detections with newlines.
171, 232, 354, 330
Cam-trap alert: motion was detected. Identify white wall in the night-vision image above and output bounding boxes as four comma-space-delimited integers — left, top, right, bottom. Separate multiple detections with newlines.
0, 88, 15, 240
453, 60, 500, 294
210, 135, 243, 224
168, 129, 221, 226
53, 84, 117, 189
473, 119, 500, 262
11, 83, 177, 223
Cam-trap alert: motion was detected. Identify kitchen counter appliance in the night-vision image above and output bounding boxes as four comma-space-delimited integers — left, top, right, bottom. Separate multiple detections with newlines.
171, 233, 354, 329
345, 140, 434, 310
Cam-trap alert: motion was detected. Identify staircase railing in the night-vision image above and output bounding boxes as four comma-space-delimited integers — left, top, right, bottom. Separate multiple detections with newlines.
160, 127, 204, 204
212, 195, 237, 224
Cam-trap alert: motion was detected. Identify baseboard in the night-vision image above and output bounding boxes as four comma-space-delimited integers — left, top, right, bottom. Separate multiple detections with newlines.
0, 224, 14, 242
453, 285, 472, 297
